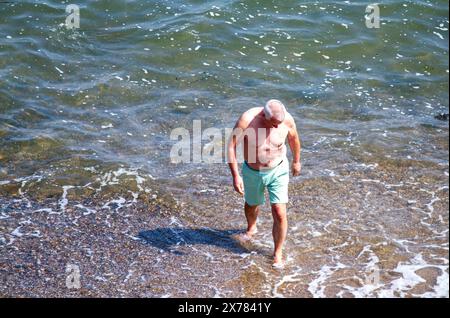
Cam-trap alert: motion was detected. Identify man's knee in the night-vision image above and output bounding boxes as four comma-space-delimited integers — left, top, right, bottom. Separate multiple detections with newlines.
245, 202, 259, 211
271, 204, 286, 222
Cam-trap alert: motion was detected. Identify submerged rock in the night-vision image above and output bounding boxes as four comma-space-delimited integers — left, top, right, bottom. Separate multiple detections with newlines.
434, 113, 449, 121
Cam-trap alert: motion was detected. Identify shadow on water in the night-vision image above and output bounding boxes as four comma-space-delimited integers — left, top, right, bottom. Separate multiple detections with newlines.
138, 228, 251, 255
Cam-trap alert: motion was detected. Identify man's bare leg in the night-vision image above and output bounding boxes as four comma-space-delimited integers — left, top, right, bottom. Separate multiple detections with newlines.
244, 202, 259, 238
271, 203, 287, 267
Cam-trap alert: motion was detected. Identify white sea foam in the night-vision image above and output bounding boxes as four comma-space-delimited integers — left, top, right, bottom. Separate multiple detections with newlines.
11, 227, 24, 237
59, 185, 74, 212
55, 66, 64, 74
377, 253, 448, 298
272, 272, 303, 298
308, 263, 347, 297
75, 204, 97, 216
433, 32, 444, 40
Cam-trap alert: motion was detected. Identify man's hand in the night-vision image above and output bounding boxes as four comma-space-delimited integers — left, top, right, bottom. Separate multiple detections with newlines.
233, 175, 244, 195
292, 161, 301, 176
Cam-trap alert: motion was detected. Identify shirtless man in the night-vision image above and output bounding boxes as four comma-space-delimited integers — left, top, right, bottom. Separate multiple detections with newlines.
227, 99, 301, 268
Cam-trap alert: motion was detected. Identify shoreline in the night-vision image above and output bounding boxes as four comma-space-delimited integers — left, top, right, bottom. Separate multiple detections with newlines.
1, 159, 448, 298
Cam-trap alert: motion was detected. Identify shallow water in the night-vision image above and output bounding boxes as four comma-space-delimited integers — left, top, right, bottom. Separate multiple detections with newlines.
0, 0, 448, 297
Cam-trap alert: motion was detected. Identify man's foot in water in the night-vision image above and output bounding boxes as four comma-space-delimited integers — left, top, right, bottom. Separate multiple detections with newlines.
272, 253, 285, 269
236, 227, 258, 242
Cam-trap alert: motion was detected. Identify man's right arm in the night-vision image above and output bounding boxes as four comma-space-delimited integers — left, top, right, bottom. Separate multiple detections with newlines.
227, 114, 249, 195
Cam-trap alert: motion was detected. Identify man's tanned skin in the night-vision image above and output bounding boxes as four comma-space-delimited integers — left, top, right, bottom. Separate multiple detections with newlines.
228, 100, 301, 267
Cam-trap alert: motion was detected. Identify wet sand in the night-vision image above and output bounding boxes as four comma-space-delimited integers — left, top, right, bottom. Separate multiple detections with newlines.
1, 158, 448, 298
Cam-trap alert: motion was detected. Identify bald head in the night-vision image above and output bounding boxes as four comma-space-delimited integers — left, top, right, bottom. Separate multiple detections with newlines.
264, 99, 286, 122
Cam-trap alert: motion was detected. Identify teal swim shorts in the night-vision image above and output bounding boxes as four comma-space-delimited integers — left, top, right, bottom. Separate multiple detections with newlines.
242, 159, 289, 206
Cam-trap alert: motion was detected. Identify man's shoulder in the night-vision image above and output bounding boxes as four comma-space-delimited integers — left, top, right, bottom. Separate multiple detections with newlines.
240, 107, 262, 121
284, 111, 296, 127
245, 107, 263, 116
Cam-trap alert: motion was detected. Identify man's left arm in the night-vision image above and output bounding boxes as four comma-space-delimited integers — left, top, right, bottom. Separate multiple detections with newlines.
287, 116, 301, 176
